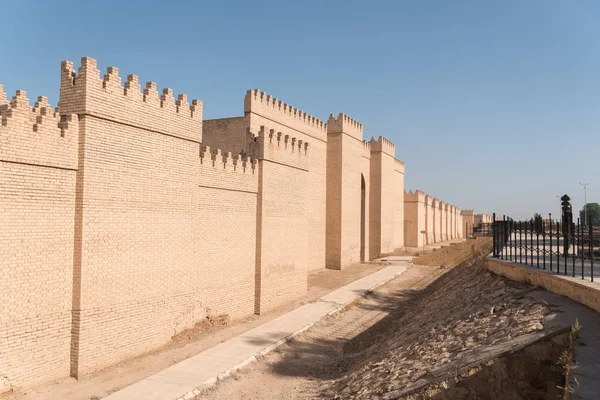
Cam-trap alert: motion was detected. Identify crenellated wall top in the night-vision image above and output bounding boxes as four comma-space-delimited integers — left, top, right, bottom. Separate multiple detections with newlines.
361, 140, 371, 159
326, 113, 363, 140
200, 145, 256, 174
59, 57, 202, 142
405, 189, 425, 203
0, 87, 78, 169
369, 136, 395, 156
244, 89, 326, 140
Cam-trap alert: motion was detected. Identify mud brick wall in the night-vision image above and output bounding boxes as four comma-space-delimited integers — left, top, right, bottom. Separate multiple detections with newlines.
0, 89, 78, 393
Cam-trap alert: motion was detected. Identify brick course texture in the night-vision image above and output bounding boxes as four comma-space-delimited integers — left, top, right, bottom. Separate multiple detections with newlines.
0, 89, 78, 392
0, 56, 470, 394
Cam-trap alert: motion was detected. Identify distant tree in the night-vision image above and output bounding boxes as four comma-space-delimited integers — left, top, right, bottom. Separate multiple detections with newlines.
580, 203, 600, 226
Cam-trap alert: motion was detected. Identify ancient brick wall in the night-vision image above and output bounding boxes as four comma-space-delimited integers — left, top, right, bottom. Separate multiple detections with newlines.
245, 90, 326, 272
369, 140, 381, 259
250, 126, 309, 313
441, 202, 448, 241
1, 56, 472, 394
59, 57, 258, 377
462, 209, 475, 236
198, 146, 258, 319
392, 159, 405, 251
456, 208, 463, 237
425, 195, 434, 244
0, 89, 79, 393
326, 113, 365, 269
449, 205, 456, 239
433, 198, 441, 243
404, 190, 468, 248
370, 137, 405, 258
404, 190, 426, 248
360, 141, 371, 263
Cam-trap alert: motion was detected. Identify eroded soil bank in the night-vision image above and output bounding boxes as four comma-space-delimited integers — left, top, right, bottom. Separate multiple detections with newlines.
402, 332, 570, 400
321, 260, 557, 399
203, 247, 571, 399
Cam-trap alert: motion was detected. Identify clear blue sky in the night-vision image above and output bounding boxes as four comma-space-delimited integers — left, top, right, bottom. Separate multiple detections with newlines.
1, 0, 599, 220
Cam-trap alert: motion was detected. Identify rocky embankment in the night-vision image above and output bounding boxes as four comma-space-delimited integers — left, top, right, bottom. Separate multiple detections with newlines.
321, 259, 557, 399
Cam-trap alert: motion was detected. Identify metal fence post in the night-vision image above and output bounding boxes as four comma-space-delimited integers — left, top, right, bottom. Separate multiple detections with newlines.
492, 213, 497, 258
509, 219, 513, 262
556, 219, 560, 274
579, 218, 583, 280
572, 221, 575, 277
524, 219, 528, 265
530, 219, 534, 266
590, 219, 594, 282
536, 219, 540, 269
542, 219, 546, 269
549, 214, 553, 272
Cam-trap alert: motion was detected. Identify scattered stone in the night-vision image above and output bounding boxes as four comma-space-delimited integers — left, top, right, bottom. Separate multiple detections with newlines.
320, 262, 550, 399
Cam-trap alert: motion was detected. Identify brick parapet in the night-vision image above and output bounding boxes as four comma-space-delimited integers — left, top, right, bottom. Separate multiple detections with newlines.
361, 140, 371, 159
248, 125, 310, 171
244, 89, 326, 141
0, 88, 78, 169
369, 136, 395, 157
200, 145, 257, 174
0, 84, 7, 105
405, 189, 425, 203
326, 113, 363, 141
59, 57, 202, 143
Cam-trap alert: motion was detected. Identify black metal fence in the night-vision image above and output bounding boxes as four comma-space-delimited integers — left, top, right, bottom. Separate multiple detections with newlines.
491, 212, 599, 282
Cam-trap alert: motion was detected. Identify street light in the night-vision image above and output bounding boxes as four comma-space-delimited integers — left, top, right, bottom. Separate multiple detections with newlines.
579, 182, 589, 225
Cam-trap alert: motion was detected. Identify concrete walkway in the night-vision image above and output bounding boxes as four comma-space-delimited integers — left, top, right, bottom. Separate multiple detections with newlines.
104, 262, 409, 400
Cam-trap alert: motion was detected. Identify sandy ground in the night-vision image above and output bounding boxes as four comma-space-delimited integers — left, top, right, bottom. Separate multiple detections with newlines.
200, 264, 445, 400
6, 262, 388, 400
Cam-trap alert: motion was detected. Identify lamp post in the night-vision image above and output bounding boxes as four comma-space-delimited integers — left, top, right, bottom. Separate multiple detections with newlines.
579, 182, 589, 225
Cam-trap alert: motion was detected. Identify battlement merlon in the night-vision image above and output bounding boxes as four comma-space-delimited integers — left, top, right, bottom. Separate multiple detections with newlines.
369, 136, 395, 157
0, 89, 79, 170
244, 89, 326, 140
425, 194, 432, 206
59, 57, 203, 143
326, 113, 363, 141
199, 145, 257, 174
0, 84, 7, 106
405, 189, 425, 203
461, 209, 474, 216
432, 198, 440, 207
244, 125, 310, 171
361, 140, 371, 159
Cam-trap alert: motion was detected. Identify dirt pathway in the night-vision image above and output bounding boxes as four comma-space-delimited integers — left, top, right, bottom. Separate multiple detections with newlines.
200, 265, 446, 400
